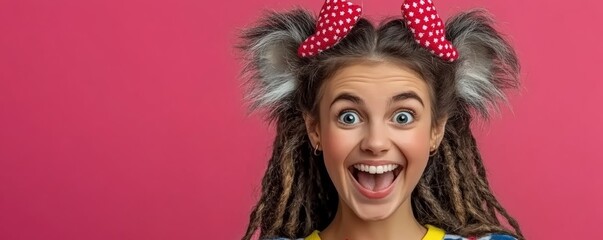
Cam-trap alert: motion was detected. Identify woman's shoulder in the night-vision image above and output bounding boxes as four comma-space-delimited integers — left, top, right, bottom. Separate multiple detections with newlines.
264, 228, 518, 240
427, 224, 517, 240
443, 233, 518, 240
265, 235, 517, 240
265, 234, 517, 240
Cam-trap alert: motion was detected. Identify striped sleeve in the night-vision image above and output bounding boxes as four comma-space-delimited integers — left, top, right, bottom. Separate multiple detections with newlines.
444, 233, 518, 240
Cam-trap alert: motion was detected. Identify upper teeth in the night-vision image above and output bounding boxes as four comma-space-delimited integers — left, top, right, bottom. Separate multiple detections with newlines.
354, 164, 399, 174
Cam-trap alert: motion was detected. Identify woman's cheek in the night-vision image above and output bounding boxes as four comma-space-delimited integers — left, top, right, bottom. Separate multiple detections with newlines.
322, 124, 358, 163
391, 126, 431, 162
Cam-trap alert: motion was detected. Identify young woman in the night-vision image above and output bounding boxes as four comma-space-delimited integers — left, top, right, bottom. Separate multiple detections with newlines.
239, 0, 523, 239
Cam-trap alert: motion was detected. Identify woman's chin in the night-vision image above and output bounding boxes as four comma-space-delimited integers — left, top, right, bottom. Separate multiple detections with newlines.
346, 198, 403, 221
354, 210, 394, 221
348, 195, 403, 221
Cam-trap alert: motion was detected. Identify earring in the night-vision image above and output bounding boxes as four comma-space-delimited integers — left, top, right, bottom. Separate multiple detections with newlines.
313, 143, 321, 156
429, 145, 437, 157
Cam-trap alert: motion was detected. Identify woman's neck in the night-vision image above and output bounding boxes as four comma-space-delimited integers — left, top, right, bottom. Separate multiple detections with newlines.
319, 200, 426, 240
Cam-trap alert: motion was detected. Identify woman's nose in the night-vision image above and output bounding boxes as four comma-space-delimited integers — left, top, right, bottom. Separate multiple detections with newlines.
360, 122, 392, 155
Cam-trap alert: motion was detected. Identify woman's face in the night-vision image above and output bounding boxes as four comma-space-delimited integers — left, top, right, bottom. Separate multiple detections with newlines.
305, 60, 446, 221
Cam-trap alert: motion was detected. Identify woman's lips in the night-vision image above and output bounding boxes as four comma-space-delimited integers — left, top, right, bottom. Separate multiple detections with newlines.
348, 163, 403, 199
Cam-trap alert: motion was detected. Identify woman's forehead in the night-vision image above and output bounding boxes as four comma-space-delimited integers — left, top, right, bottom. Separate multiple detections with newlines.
321, 61, 430, 101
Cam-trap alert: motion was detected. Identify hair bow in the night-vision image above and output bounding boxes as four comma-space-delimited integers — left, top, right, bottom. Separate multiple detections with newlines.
401, 0, 458, 61
297, 0, 362, 57
298, 0, 458, 62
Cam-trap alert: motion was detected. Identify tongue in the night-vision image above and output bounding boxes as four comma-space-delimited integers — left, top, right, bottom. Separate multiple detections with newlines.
357, 171, 395, 191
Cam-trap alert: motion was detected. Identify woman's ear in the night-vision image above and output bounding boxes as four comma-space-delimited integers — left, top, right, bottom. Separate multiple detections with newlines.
303, 112, 321, 147
430, 117, 448, 149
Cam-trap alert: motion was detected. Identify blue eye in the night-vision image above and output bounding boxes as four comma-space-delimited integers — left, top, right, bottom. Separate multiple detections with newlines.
393, 111, 414, 125
338, 111, 360, 125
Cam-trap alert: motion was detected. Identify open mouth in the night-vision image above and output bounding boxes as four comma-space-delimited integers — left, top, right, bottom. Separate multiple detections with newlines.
349, 163, 403, 192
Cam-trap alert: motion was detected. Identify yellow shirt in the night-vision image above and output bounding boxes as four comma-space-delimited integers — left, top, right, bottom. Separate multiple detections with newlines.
304, 224, 445, 240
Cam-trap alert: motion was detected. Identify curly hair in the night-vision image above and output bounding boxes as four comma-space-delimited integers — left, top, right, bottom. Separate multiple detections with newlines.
238, 8, 523, 240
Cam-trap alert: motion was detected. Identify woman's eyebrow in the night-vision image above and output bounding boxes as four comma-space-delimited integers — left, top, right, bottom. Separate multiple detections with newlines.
330, 91, 424, 107
330, 92, 363, 107
390, 91, 424, 107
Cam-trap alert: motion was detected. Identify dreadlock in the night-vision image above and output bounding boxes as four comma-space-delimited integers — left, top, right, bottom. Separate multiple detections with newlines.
412, 107, 523, 238
238, 7, 523, 240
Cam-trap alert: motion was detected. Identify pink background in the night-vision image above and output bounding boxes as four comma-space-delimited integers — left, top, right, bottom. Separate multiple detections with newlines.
1, 0, 601, 239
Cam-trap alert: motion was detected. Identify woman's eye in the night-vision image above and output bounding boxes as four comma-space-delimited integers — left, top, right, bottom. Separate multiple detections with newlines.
338, 111, 361, 125
393, 111, 414, 125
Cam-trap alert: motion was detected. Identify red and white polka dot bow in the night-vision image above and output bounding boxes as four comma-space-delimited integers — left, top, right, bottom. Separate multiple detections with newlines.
401, 0, 458, 62
298, 0, 458, 62
297, 0, 362, 57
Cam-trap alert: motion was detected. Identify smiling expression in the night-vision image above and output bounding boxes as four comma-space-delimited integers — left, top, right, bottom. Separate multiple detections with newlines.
305, 60, 446, 221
